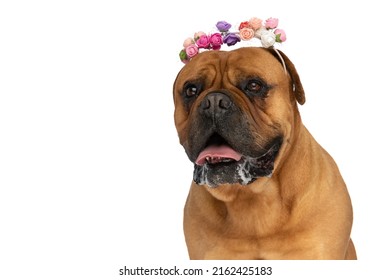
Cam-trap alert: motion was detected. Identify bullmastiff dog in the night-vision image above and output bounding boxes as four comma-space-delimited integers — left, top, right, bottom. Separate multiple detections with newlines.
173, 47, 356, 260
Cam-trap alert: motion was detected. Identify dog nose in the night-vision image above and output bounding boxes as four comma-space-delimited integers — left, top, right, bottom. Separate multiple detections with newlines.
200, 92, 232, 117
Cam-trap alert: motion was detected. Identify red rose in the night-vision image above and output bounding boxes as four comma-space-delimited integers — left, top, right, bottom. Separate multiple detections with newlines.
239, 21, 250, 30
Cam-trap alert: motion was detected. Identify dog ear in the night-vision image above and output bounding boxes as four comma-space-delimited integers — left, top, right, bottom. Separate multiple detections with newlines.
268, 48, 306, 105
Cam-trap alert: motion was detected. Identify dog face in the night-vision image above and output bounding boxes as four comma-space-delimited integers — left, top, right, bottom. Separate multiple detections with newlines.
173, 47, 305, 187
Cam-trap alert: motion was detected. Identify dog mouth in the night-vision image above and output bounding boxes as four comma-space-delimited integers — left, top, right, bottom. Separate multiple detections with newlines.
193, 134, 282, 187
195, 134, 242, 165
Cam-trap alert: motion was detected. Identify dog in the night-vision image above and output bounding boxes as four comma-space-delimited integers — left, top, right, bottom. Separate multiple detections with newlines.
173, 47, 356, 260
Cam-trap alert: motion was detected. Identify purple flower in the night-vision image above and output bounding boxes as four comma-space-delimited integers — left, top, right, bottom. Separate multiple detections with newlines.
216, 21, 232, 32
223, 33, 241, 46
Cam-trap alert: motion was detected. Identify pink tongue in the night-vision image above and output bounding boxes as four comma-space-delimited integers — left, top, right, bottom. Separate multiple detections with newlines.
195, 144, 242, 165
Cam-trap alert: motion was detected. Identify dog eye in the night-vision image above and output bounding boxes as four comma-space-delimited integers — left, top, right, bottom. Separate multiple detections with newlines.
184, 83, 199, 98
245, 80, 263, 93
186, 86, 197, 97
242, 78, 270, 97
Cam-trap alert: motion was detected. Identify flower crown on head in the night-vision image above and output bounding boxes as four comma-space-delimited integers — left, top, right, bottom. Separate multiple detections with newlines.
179, 17, 286, 64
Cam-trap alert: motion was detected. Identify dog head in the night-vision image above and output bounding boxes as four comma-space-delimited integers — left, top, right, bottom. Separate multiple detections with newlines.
173, 47, 305, 187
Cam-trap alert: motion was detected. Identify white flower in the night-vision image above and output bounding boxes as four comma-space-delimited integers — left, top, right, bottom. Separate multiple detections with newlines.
255, 28, 276, 48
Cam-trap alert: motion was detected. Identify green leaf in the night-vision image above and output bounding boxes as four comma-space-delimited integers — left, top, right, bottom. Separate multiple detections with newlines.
275, 33, 281, 43
179, 49, 188, 61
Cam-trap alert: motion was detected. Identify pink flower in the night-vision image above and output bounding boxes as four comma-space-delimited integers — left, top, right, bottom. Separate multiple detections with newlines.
274, 29, 286, 42
209, 33, 223, 50
196, 35, 211, 49
183, 37, 195, 48
265, 18, 279, 29
194, 31, 206, 41
186, 44, 199, 58
239, 27, 255, 41
249, 17, 263, 30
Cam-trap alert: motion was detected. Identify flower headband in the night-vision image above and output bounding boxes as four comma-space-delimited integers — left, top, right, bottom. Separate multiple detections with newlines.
179, 17, 287, 66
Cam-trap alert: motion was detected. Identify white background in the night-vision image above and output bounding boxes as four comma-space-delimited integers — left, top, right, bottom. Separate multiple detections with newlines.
1, 0, 389, 279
